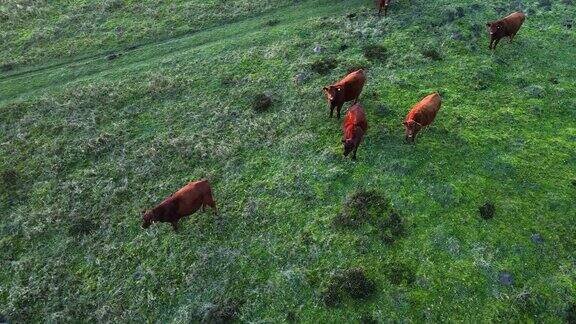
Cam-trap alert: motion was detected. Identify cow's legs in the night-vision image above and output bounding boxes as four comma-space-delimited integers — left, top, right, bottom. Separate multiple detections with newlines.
330, 106, 334, 118
337, 105, 343, 119
352, 146, 358, 160
492, 38, 501, 50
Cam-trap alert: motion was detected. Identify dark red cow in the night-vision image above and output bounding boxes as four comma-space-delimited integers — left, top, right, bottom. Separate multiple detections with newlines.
142, 179, 217, 231
342, 103, 368, 160
323, 69, 366, 119
378, 0, 391, 16
403, 92, 442, 143
486, 11, 526, 50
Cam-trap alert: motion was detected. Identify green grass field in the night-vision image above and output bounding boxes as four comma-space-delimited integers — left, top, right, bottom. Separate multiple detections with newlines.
1, 0, 575, 322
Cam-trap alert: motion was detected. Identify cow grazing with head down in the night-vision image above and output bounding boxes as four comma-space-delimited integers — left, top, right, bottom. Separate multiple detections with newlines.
142, 179, 217, 231
403, 92, 442, 143
487, 11, 526, 50
323, 69, 366, 119
378, 0, 391, 16
342, 103, 368, 160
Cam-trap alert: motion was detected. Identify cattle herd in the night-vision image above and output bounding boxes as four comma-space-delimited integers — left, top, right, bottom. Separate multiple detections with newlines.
141, 3, 527, 231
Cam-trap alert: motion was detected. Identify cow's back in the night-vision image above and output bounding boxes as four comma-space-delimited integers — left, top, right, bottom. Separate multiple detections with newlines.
409, 93, 441, 126
339, 70, 366, 101
503, 12, 525, 34
174, 179, 210, 214
345, 104, 368, 131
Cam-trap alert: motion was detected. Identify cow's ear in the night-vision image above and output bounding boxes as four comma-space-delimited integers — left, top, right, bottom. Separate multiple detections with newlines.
486, 22, 491, 27
322, 86, 329, 92
402, 121, 408, 126
141, 209, 146, 215
341, 139, 346, 143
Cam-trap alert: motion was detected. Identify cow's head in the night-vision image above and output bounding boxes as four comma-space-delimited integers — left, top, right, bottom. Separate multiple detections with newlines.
403, 120, 422, 143
342, 138, 355, 156
486, 21, 505, 38
323, 85, 342, 107
141, 209, 155, 229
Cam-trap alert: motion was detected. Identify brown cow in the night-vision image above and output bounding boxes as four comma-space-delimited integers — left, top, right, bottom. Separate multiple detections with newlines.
142, 179, 217, 231
378, 0, 391, 16
342, 103, 368, 160
323, 69, 366, 119
403, 92, 442, 143
486, 12, 526, 50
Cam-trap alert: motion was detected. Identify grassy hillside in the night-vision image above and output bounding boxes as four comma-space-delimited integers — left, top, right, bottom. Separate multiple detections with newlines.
1, 0, 575, 322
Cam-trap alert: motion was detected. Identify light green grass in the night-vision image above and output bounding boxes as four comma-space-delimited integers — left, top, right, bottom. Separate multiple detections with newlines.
1, 0, 575, 322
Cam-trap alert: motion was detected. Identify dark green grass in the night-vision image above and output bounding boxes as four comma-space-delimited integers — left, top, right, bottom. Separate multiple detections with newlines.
1, 0, 575, 322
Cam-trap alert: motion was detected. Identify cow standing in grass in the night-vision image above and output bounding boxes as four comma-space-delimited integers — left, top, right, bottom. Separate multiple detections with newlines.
487, 12, 526, 50
342, 103, 368, 160
403, 92, 442, 143
142, 179, 217, 231
323, 69, 366, 119
378, 0, 391, 16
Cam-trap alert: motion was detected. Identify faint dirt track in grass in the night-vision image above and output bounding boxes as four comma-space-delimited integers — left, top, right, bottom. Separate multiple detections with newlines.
0, 0, 364, 103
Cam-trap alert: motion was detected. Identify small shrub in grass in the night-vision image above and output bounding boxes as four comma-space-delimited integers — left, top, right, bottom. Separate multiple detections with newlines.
363, 44, 387, 62
2, 169, 18, 189
361, 314, 378, 324
264, 19, 280, 27
386, 262, 416, 286
525, 85, 546, 98
1, 63, 14, 72
422, 48, 442, 61
334, 189, 406, 243
566, 303, 576, 324
310, 57, 338, 75
286, 311, 297, 323
443, 6, 465, 23
479, 202, 495, 220
252, 93, 272, 112
201, 299, 241, 324
378, 212, 405, 244
68, 218, 98, 236
333, 190, 391, 228
514, 290, 542, 314
322, 268, 376, 307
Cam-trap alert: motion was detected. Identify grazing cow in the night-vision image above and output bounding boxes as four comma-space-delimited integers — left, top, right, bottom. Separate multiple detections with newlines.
378, 0, 391, 16
323, 69, 366, 119
403, 92, 442, 143
486, 12, 526, 50
142, 179, 217, 231
342, 103, 368, 160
